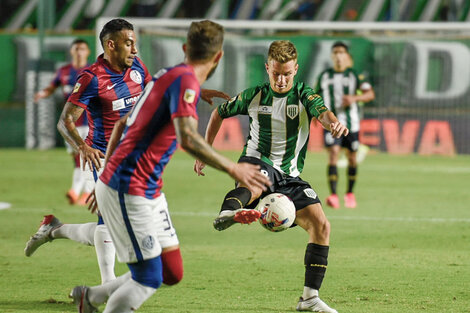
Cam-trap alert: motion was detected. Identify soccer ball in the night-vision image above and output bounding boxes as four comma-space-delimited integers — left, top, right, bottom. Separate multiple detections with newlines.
256, 193, 296, 232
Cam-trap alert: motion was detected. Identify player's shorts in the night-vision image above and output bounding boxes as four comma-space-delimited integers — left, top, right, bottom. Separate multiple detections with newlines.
324, 130, 360, 152
65, 126, 89, 154
238, 156, 321, 212
80, 157, 105, 185
95, 179, 179, 264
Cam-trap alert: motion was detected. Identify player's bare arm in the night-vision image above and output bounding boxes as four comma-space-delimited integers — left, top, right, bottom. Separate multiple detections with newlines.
174, 116, 271, 191
34, 85, 57, 102
318, 111, 349, 138
194, 108, 224, 176
200, 89, 230, 105
57, 101, 105, 170
342, 88, 375, 106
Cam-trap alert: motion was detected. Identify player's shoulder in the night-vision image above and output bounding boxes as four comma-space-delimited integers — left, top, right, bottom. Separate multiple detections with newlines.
241, 82, 269, 99
318, 67, 334, 78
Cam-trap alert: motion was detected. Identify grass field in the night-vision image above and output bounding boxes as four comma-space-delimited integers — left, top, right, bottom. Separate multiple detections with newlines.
1, 148, 469, 313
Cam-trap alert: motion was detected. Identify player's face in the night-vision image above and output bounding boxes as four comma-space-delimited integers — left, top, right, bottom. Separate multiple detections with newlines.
70, 43, 90, 64
111, 30, 138, 70
265, 59, 298, 94
331, 47, 350, 71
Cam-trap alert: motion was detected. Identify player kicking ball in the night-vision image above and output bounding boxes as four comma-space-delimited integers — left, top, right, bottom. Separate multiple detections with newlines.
194, 40, 348, 312
69, 20, 271, 313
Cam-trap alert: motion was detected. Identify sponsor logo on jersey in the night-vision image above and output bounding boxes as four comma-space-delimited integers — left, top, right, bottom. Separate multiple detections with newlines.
112, 93, 141, 111
286, 104, 299, 119
72, 82, 81, 93
130, 70, 142, 84
183, 89, 196, 103
258, 105, 272, 114
303, 188, 318, 199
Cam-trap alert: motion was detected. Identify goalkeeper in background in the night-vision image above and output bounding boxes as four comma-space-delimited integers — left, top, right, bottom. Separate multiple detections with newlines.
315, 41, 375, 209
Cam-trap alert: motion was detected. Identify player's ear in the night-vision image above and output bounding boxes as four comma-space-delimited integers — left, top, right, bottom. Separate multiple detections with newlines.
213, 50, 223, 63
294, 62, 299, 75
106, 39, 115, 51
265, 62, 269, 74
182, 43, 187, 54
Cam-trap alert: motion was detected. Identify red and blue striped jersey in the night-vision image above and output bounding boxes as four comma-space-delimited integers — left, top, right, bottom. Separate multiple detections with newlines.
68, 54, 152, 153
51, 63, 88, 126
99, 64, 200, 199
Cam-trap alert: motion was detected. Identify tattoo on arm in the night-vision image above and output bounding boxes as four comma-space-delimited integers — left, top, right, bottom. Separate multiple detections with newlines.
57, 102, 86, 152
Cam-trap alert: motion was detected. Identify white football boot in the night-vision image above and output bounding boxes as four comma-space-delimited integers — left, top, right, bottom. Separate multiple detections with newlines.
296, 296, 338, 313
213, 209, 261, 231
24, 215, 63, 256
70, 286, 98, 313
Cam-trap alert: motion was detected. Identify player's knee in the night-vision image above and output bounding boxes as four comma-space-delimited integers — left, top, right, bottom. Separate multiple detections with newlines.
128, 256, 163, 289
162, 248, 184, 285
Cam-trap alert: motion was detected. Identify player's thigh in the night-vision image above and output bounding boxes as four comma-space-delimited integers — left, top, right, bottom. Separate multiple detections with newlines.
95, 181, 163, 263
295, 203, 331, 242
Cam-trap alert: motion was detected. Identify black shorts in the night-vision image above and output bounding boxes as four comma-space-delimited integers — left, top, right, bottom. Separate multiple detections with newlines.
324, 130, 360, 152
238, 156, 321, 211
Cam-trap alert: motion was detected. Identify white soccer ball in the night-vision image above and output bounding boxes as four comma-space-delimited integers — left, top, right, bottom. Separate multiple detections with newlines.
256, 193, 296, 232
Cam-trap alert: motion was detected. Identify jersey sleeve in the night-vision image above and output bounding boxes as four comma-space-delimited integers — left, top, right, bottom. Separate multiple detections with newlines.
299, 83, 328, 118
67, 71, 99, 109
217, 86, 258, 118
170, 74, 200, 120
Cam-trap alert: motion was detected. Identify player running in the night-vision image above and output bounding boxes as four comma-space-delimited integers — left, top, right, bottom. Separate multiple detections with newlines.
315, 41, 375, 209
69, 20, 271, 313
34, 38, 92, 205
24, 18, 230, 285
194, 40, 348, 313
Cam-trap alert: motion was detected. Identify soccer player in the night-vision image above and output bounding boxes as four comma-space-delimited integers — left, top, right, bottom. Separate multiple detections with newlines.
24, 18, 230, 285
69, 20, 271, 313
194, 40, 347, 313
315, 41, 375, 209
34, 38, 92, 205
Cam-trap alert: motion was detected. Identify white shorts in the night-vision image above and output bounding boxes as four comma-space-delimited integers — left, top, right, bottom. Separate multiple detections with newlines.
95, 180, 179, 264
65, 126, 89, 154
80, 157, 105, 187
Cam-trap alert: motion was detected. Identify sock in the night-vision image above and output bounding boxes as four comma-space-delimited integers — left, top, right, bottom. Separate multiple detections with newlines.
94, 224, 116, 283
88, 272, 131, 306
161, 248, 183, 285
51, 222, 96, 245
327, 165, 338, 195
347, 166, 357, 193
103, 278, 156, 313
304, 243, 329, 290
220, 187, 251, 213
71, 168, 85, 195
302, 286, 319, 300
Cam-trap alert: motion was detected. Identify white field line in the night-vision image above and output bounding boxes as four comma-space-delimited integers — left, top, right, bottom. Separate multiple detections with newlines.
169, 211, 470, 223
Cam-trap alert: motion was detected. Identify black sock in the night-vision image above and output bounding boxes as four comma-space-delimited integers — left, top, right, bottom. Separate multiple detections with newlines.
304, 243, 329, 290
220, 187, 252, 213
327, 165, 337, 195
347, 166, 357, 193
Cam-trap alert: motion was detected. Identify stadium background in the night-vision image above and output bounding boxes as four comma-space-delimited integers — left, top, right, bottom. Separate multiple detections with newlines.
1, 0, 469, 155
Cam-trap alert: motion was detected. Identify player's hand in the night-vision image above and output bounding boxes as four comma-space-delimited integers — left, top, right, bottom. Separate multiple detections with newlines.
34, 90, 47, 102
342, 95, 356, 107
87, 190, 98, 214
79, 144, 105, 171
194, 159, 206, 176
329, 121, 349, 138
200, 89, 230, 105
229, 162, 272, 192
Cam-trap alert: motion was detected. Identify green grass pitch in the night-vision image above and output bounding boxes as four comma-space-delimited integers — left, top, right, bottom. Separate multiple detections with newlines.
0, 148, 469, 313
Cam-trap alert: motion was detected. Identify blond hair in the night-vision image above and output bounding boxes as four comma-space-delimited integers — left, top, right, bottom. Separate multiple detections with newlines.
186, 20, 224, 61
268, 40, 298, 63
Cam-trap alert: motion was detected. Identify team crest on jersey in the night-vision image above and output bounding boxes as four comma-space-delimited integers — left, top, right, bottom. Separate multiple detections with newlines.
72, 82, 81, 93
130, 70, 142, 84
184, 89, 196, 103
286, 105, 299, 119
303, 188, 318, 199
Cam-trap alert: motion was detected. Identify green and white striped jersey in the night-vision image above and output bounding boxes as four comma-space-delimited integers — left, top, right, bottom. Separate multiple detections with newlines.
217, 82, 327, 177
315, 68, 371, 133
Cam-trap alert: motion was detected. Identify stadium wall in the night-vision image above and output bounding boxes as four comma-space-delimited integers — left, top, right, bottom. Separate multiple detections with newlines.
1, 33, 469, 155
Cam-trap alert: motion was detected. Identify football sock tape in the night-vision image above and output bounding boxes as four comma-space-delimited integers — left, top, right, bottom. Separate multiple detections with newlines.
221, 187, 252, 212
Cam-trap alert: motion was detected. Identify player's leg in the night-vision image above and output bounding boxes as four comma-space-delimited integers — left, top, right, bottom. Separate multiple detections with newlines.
344, 132, 360, 208
325, 144, 341, 209
295, 203, 337, 313
67, 153, 82, 205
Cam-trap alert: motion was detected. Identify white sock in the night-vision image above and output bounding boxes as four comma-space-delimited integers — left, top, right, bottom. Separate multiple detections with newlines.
83, 179, 95, 194
94, 224, 116, 283
302, 287, 318, 299
51, 223, 96, 245
103, 278, 156, 313
88, 272, 131, 306
71, 168, 85, 195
